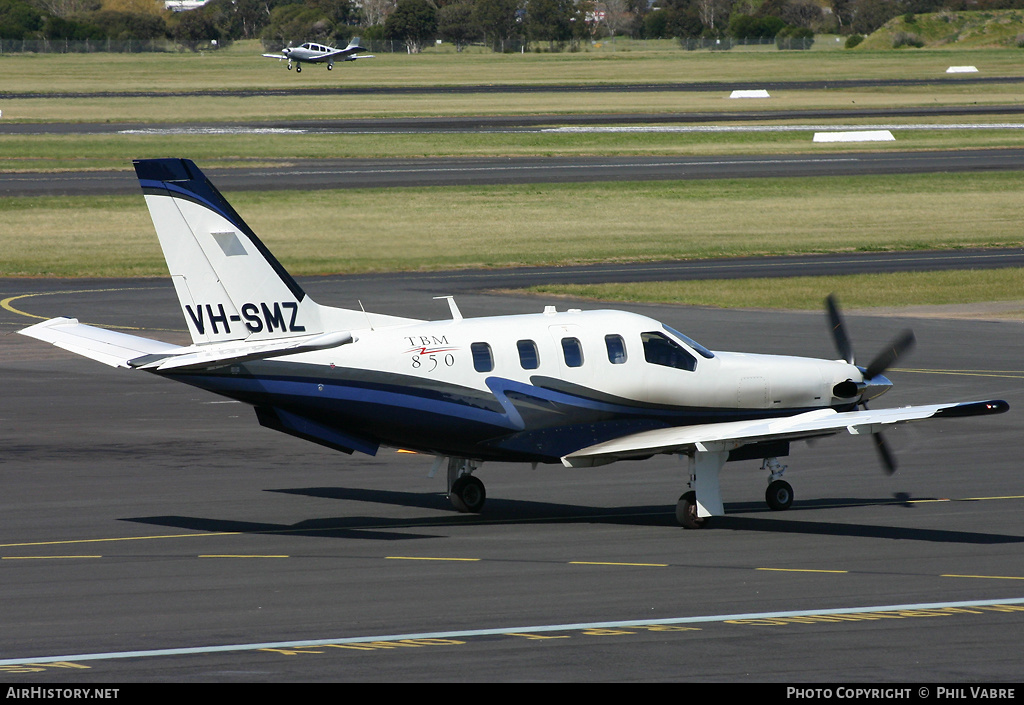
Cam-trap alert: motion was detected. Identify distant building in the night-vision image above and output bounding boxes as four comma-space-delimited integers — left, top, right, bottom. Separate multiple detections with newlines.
164, 0, 209, 11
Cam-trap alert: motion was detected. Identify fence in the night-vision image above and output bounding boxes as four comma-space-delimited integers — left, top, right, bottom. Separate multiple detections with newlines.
678, 36, 814, 50
0, 38, 176, 54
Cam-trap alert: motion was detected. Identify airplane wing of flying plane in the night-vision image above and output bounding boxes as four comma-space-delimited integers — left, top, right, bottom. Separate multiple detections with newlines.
262, 37, 373, 72
20, 158, 1009, 529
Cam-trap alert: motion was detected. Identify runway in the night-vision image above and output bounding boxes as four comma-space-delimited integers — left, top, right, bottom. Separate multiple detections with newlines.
4, 148, 1024, 196
1, 275, 1022, 682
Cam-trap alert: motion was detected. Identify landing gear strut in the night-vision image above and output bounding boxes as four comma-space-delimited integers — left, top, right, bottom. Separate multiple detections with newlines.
675, 449, 728, 529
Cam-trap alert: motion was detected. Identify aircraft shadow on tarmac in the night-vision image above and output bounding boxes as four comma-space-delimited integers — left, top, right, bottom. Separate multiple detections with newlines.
121, 486, 1024, 545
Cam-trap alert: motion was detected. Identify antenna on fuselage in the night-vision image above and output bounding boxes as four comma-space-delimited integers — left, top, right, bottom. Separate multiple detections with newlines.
433, 296, 463, 321
358, 300, 373, 330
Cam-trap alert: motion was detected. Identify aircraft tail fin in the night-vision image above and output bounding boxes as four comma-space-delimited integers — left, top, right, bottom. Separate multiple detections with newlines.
134, 158, 325, 346
346, 36, 368, 52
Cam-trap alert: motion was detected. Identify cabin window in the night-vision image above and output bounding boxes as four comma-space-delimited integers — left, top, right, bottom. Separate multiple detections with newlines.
641, 331, 696, 371
517, 339, 540, 370
471, 342, 493, 372
561, 337, 584, 368
605, 334, 627, 364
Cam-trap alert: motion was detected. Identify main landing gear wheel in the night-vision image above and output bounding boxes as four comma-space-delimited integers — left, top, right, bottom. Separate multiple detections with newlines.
450, 475, 486, 513
765, 480, 794, 511
676, 491, 708, 529
295, 64, 301, 72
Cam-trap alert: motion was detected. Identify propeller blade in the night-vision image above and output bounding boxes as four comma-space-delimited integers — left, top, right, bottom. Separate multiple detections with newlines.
864, 329, 916, 380
873, 432, 898, 475
825, 294, 854, 364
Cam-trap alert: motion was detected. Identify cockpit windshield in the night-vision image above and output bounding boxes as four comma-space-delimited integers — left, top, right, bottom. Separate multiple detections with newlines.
663, 325, 715, 359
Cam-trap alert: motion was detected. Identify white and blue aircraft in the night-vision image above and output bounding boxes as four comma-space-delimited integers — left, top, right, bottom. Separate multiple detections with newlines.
20, 159, 1009, 528
262, 37, 373, 72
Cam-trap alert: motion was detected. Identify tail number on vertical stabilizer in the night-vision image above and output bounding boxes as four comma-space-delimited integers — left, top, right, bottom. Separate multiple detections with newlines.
185, 302, 307, 336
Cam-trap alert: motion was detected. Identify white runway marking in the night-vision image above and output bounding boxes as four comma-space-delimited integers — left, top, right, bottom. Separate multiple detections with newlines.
3, 596, 1023, 667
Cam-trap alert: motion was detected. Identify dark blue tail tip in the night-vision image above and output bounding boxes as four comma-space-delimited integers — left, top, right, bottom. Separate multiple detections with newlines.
133, 158, 202, 183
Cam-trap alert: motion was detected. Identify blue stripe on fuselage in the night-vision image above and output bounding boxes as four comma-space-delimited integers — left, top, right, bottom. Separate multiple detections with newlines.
157, 364, 823, 461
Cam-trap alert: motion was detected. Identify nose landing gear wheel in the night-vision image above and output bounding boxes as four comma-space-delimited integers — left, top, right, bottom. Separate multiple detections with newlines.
765, 480, 794, 511
676, 491, 708, 529
450, 475, 486, 513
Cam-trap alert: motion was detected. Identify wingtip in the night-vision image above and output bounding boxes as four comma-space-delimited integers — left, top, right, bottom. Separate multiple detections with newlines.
934, 400, 1010, 418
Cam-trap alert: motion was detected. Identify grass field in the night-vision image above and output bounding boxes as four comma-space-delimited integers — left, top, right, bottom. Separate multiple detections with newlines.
1, 39, 1022, 310
2, 40, 1023, 170
2, 172, 1020, 278
525, 269, 1024, 311
4, 39, 1024, 96
3, 123, 1024, 172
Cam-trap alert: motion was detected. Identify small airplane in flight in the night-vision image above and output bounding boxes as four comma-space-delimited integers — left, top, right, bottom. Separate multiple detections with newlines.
20, 159, 1009, 528
262, 37, 373, 72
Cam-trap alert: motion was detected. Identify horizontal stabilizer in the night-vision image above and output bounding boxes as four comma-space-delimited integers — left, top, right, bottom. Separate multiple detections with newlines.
19, 318, 179, 369
128, 330, 355, 372
561, 400, 1009, 468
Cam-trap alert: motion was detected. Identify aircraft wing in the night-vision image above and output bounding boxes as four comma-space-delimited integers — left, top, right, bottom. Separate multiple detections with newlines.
561, 401, 1009, 467
262, 53, 287, 59
20, 317, 354, 371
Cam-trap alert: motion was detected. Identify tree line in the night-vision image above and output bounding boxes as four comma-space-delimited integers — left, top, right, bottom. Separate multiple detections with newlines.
2, 0, 1024, 51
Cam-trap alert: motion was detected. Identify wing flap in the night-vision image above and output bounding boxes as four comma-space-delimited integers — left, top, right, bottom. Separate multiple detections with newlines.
19, 317, 179, 368
561, 401, 1008, 467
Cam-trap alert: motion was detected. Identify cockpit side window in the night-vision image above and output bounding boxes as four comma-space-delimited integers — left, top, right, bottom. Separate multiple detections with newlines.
561, 337, 584, 368
605, 334, 627, 364
641, 331, 696, 371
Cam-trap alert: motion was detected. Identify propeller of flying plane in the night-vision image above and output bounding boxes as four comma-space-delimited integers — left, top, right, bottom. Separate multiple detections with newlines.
825, 294, 916, 474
